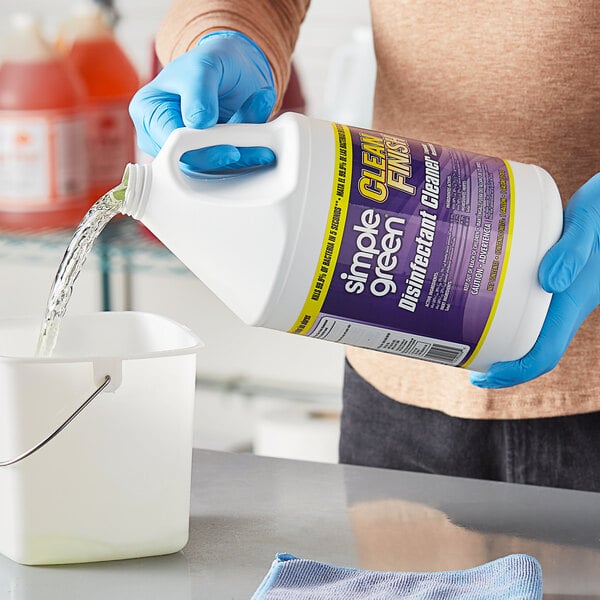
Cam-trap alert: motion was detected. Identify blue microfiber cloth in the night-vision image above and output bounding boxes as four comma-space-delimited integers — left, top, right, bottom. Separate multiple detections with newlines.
252, 553, 542, 600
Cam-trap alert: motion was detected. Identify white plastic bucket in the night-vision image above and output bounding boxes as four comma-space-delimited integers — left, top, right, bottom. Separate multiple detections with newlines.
0, 311, 202, 565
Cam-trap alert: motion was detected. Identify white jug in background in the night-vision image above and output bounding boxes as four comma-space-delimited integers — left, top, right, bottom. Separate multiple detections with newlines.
320, 27, 376, 128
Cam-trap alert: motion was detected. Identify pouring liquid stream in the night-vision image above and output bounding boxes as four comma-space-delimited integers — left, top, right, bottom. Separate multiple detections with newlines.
35, 177, 128, 358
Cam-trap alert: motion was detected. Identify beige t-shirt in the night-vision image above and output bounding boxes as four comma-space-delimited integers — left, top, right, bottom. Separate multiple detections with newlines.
157, 0, 600, 419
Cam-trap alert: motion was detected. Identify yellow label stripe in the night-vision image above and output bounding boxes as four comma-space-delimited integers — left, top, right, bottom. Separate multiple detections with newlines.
462, 160, 515, 368
289, 123, 352, 336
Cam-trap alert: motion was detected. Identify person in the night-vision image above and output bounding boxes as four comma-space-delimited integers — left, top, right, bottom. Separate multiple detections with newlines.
130, 1, 600, 492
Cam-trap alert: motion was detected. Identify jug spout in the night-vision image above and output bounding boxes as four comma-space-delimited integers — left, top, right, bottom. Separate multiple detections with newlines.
121, 162, 152, 220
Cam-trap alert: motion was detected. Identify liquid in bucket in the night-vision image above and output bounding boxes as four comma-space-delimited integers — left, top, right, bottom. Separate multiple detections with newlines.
119, 112, 563, 372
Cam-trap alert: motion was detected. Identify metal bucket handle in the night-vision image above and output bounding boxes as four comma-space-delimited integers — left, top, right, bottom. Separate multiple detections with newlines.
0, 375, 111, 467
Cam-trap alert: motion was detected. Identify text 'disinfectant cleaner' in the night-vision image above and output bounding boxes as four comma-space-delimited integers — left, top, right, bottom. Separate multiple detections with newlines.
120, 112, 563, 372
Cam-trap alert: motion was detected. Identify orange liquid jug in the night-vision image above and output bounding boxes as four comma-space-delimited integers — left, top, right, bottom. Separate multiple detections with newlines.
0, 14, 89, 231
60, 4, 139, 204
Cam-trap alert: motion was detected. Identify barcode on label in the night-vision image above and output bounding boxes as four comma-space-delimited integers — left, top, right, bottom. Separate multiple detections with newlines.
424, 343, 465, 365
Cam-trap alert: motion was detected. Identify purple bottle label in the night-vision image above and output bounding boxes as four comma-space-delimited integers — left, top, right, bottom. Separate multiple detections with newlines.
289, 123, 514, 367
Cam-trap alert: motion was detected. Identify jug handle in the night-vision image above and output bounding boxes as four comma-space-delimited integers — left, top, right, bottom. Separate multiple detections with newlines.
0, 375, 111, 467
158, 121, 281, 182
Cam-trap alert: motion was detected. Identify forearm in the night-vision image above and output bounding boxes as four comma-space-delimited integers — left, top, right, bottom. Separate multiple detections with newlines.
156, 0, 310, 109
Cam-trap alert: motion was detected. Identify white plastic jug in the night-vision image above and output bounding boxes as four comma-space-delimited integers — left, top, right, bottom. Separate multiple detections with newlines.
121, 112, 563, 372
320, 27, 376, 128
0, 311, 202, 565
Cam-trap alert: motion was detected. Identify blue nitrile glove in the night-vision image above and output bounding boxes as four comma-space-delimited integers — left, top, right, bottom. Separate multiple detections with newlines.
129, 30, 276, 172
471, 172, 600, 389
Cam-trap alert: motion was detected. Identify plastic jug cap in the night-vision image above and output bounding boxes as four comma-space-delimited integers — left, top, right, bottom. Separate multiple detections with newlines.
72, 0, 105, 17
9, 13, 40, 30
2, 13, 55, 62
60, 1, 112, 43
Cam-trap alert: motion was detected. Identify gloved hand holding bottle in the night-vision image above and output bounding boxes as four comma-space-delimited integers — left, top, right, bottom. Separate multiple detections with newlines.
471, 173, 600, 388
129, 30, 277, 172
130, 27, 600, 392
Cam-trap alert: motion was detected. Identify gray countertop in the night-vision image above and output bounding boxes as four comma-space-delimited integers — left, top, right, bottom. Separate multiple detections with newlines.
1, 449, 599, 599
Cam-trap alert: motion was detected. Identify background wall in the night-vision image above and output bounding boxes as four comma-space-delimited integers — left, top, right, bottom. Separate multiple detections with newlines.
0, 0, 375, 457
